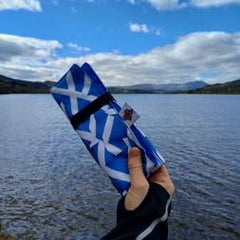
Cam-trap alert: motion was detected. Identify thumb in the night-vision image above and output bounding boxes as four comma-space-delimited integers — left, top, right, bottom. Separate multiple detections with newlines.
125, 147, 149, 210
128, 147, 148, 190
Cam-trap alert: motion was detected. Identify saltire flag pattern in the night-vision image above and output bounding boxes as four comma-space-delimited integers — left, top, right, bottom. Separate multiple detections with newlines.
51, 63, 165, 195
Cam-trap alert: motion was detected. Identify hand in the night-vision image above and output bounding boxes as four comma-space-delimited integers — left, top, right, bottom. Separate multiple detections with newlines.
124, 147, 175, 211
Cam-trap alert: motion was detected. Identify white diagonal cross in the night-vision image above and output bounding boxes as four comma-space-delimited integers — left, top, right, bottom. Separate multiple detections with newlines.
77, 115, 129, 182
66, 71, 78, 115
51, 71, 97, 115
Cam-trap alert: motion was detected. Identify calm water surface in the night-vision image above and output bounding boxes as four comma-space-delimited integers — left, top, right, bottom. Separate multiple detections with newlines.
0, 94, 239, 240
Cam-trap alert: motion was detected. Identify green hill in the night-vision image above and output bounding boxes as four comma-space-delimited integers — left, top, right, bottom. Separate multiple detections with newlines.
0, 74, 239, 94
108, 81, 207, 93
185, 79, 240, 94
0, 75, 54, 94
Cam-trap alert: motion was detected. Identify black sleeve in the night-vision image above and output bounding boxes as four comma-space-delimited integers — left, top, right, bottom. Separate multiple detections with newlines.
101, 182, 172, 240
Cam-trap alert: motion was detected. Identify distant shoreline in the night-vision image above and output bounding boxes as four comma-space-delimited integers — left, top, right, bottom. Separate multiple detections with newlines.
1, 92, 240, 95
1, 74, 240, 94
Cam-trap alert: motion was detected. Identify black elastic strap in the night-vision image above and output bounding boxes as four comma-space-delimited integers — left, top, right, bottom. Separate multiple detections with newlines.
70, 92, 114, 129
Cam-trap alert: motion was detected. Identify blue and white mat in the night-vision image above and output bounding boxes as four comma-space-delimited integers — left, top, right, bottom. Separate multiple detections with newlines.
51, 63, 165, 195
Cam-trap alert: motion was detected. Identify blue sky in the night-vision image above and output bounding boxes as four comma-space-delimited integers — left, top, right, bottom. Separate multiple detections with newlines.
0, 0, 240, 86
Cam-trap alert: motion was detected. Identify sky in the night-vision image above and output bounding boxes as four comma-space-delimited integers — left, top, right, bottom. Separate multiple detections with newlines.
0, 0, 240, 86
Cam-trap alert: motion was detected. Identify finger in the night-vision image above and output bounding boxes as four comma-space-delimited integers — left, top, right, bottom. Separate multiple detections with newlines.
149, 165, 170, 183
125, 147, 149, 210
149, 165, 175, 196
128, 147, 148, 189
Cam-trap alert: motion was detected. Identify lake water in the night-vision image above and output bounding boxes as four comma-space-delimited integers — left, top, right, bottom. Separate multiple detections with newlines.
0, 94, 239, 240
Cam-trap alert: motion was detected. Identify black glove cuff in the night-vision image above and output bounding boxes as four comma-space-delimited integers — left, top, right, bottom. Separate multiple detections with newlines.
117, 182, 172, 225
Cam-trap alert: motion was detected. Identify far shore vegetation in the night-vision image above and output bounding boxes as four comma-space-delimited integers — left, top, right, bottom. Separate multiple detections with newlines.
1, 74, 240, 94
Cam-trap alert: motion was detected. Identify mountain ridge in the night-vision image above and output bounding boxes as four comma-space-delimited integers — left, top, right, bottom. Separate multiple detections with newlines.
0, 74, 239, 94
184, 79, 240, 94
0, 75, 53, 94
108, 81, 207, 93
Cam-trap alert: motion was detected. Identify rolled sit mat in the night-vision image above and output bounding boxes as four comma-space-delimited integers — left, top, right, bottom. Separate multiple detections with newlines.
51, 63, 165, 195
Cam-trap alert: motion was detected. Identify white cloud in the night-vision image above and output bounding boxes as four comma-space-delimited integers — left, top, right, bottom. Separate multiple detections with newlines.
0, 32, 240, 86
192, 0, 240, 8
0, 0, 42, 11
0, 34, 62, 61
68, 42, 91, 52
127, 0, 240, 10
129, 23, 149, 33
144, 0, 184, 10
127, 0, 186, 10
129, 23, 161, 36
155, 28, 161, 36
